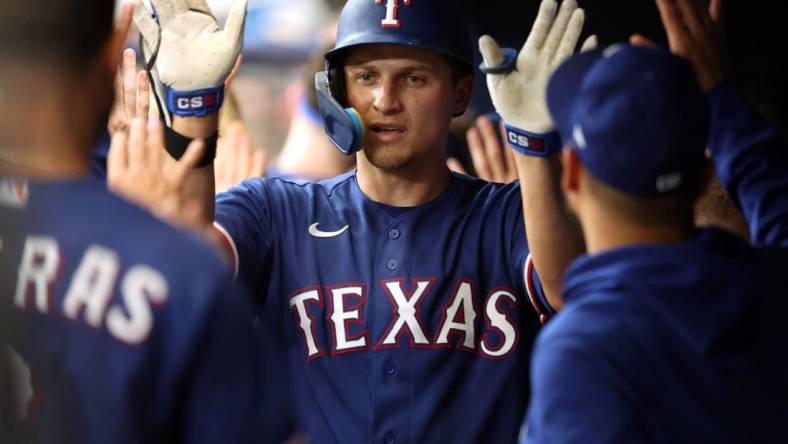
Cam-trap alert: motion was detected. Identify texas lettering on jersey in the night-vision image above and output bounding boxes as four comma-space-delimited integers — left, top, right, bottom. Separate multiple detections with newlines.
12, 235, 168, 345
289, 278, 520, 361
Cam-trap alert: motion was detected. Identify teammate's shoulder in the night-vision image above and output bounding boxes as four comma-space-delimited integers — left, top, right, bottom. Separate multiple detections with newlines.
58, 179, 226, 274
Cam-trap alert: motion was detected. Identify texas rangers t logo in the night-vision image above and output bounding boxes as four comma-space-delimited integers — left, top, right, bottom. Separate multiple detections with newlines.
375, 0, 411, 28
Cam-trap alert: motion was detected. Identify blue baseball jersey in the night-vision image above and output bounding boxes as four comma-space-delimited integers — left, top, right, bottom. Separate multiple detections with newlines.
524, 84, 788, 443
214, 171, 542, 443
0, 176, 263, 443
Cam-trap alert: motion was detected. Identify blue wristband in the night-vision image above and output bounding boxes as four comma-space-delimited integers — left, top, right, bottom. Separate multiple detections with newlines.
166, 86, 224, 117
504, 124, 562, 157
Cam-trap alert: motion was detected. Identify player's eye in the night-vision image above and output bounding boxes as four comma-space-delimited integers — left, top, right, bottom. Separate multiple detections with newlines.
355, 72, 376, 84
403, 74, 425, 87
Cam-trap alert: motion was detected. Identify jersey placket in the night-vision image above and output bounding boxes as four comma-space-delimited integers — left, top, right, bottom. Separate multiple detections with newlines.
369, 214, 412, 444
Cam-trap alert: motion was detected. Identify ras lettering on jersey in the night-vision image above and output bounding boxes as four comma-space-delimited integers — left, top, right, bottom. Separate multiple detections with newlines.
289, 278, 520, 360
375, 0, 411, 28
14, 236, 169, 345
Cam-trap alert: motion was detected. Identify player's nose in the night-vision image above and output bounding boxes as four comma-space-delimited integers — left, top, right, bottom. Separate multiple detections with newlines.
372, 79, 403, 115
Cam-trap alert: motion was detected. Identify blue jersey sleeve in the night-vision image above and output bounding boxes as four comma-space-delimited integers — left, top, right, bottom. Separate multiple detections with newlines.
214, 178, 275, 289
708, 83, 788, 247
523, 337, 645, 444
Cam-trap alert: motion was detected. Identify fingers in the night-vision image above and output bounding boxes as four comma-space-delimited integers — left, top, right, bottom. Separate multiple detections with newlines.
709, 0, 725, 24
107, 129, 129, 185
187, 0, 214, 15
150, 0, 176, 25
629, 34, 659, 48
146, 119, 165, 170
553, 8, 585, 66
656, 0, 691, 54
170, 0, 190, 15
136, 71, 150, 118
133, 0, 161, 45
478, 35, 505, 68
523, 0, 558, 53
466, 126, 491, 180
224, 0, 248, 45
122, 49, 137, 119
127, 117, 148, 170
674, 0, 708, 39
543, 0, 578, 58
446, 158, 468, 175
581, 34, 598, 52
478, 116, 507, 181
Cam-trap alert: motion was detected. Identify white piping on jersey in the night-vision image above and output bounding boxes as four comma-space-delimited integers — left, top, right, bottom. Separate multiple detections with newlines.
213, 222, 239, 280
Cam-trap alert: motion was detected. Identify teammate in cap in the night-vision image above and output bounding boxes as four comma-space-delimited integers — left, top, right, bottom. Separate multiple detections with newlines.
117, 0, 592, 441
481, 0, 788, 442
0, 1, 262, 442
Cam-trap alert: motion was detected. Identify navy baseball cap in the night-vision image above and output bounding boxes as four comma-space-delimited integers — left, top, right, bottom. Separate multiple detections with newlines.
547, 44, 709, 197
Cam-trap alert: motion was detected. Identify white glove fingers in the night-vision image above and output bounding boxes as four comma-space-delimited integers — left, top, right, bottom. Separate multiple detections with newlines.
543, 0, 578, 57
133, 1, 160, 47
581, 34, 598, 52
523, 0, 558, 53
553, 8, 585, 67
169, 0, 190, 15
223, 0, 248, 47
186, 0, 213, 15
478, 35, 505, 68
150, 0, 176, 24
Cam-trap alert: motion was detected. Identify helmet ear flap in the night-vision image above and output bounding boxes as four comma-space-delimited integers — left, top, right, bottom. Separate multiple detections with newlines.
327, 61, 348, 107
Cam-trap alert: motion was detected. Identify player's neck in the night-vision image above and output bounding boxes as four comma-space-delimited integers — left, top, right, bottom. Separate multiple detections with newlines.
355, 154, 452, 207
0, 84, 94, 179
580, 203, 695, 255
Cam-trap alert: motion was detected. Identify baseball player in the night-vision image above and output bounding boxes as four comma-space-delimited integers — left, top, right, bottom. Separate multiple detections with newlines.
0, 1, 263, 442
118, 0, 591, 442
481, 0, 788, 442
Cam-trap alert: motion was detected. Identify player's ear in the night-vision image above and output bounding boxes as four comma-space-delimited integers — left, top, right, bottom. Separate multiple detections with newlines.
452, 74, 474, 116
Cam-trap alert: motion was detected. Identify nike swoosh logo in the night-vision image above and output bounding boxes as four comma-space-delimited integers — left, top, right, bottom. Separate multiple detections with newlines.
308, 223, 349, 238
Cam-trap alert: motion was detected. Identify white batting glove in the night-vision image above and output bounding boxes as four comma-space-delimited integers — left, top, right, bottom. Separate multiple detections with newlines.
133, 0, 247, 125
479, 0, 595, 156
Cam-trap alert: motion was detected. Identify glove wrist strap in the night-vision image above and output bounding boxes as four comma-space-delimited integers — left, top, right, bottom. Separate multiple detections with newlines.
504, 124, 562, 157
166, 86, 225, 117
163, 125, 218, 168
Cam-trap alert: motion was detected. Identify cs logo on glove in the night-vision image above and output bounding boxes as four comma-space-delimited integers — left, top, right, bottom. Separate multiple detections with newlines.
167, 88, 224, 117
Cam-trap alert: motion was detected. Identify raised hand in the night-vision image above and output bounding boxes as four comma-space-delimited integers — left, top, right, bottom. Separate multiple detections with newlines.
133, 0, 247, 124
479, 0, 593, 134
107, 117, 210, 230
108, 49, 152, 136
448, 115, 517, 183
632, 0, 728, 91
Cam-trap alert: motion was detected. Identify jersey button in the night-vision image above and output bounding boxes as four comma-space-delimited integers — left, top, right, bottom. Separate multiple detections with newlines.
386, 259, 398, 271
384, 431, 396, 444
383, 361, 397, 376
388, 229, 400, 239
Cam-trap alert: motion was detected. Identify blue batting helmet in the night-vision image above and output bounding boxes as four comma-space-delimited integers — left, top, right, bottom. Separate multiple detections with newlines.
315, 0, 474, 155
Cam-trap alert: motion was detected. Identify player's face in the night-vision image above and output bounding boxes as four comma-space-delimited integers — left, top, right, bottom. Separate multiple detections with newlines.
344, 44, 470, 170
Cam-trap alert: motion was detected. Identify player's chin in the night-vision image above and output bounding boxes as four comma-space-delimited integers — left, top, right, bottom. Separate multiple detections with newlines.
363, 143, 416, 170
